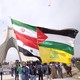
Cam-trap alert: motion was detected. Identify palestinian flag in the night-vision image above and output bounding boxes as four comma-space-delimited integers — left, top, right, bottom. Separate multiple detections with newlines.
11, 19, 47, 61
38, 27, 78, 65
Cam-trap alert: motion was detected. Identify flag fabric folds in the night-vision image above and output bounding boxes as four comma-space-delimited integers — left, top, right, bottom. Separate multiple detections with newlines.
11, 18, 47, 61
11, 18, 78, 65
37, 27, 78, 65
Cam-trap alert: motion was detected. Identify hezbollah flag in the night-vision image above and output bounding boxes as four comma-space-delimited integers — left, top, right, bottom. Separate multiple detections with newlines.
37, 27, 78, 65
11, 19, 47, 61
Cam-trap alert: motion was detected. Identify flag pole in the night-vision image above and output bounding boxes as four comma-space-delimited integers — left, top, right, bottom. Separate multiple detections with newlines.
17, 48, 22, 63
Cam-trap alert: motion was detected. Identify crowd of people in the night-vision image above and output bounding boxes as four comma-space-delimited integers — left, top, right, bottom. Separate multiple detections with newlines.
10, 60, 74, 80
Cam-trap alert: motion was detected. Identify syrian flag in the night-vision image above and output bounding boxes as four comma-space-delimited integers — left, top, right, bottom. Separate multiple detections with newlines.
11, 18, 47, 61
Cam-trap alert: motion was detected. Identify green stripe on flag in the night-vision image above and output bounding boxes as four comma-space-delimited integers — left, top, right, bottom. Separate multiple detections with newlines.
11, 18, 36, 31
39, 41, 74, 55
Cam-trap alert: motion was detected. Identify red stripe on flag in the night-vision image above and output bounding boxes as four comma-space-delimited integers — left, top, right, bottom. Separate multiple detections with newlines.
14, 30, 38, 49
37, 28, 48, 44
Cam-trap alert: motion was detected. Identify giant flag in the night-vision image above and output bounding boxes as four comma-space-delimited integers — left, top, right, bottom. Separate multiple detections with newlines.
38, 27, 78, 65
11, 18, 47, 61
11, 18, 78, 65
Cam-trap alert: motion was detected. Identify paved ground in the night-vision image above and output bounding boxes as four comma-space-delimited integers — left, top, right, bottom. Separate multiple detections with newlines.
0, 75, 80, 80
0, 66, 80, 80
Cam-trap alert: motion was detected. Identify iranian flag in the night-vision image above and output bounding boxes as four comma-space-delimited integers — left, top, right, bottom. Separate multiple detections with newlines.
11, 19, 47, 61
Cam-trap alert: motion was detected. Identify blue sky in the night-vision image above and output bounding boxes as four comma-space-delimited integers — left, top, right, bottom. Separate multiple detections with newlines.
0, 0, 80, 62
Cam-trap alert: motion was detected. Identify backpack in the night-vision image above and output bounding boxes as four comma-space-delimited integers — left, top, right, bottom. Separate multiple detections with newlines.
46, 66, 51, 75
48, 66, 51, 74
37, 65, 43, 74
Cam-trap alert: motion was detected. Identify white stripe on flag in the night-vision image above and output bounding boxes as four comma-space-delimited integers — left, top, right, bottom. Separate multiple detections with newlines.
13, 24, 37, 38
17, 40, 40, 57
46, 34, 74, 47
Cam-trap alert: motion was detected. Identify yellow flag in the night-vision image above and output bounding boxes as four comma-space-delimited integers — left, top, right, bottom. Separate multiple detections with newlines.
39, 46, 72, 65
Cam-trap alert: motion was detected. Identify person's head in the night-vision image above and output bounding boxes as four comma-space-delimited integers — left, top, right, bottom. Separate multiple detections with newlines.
22, 62, 26, 67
